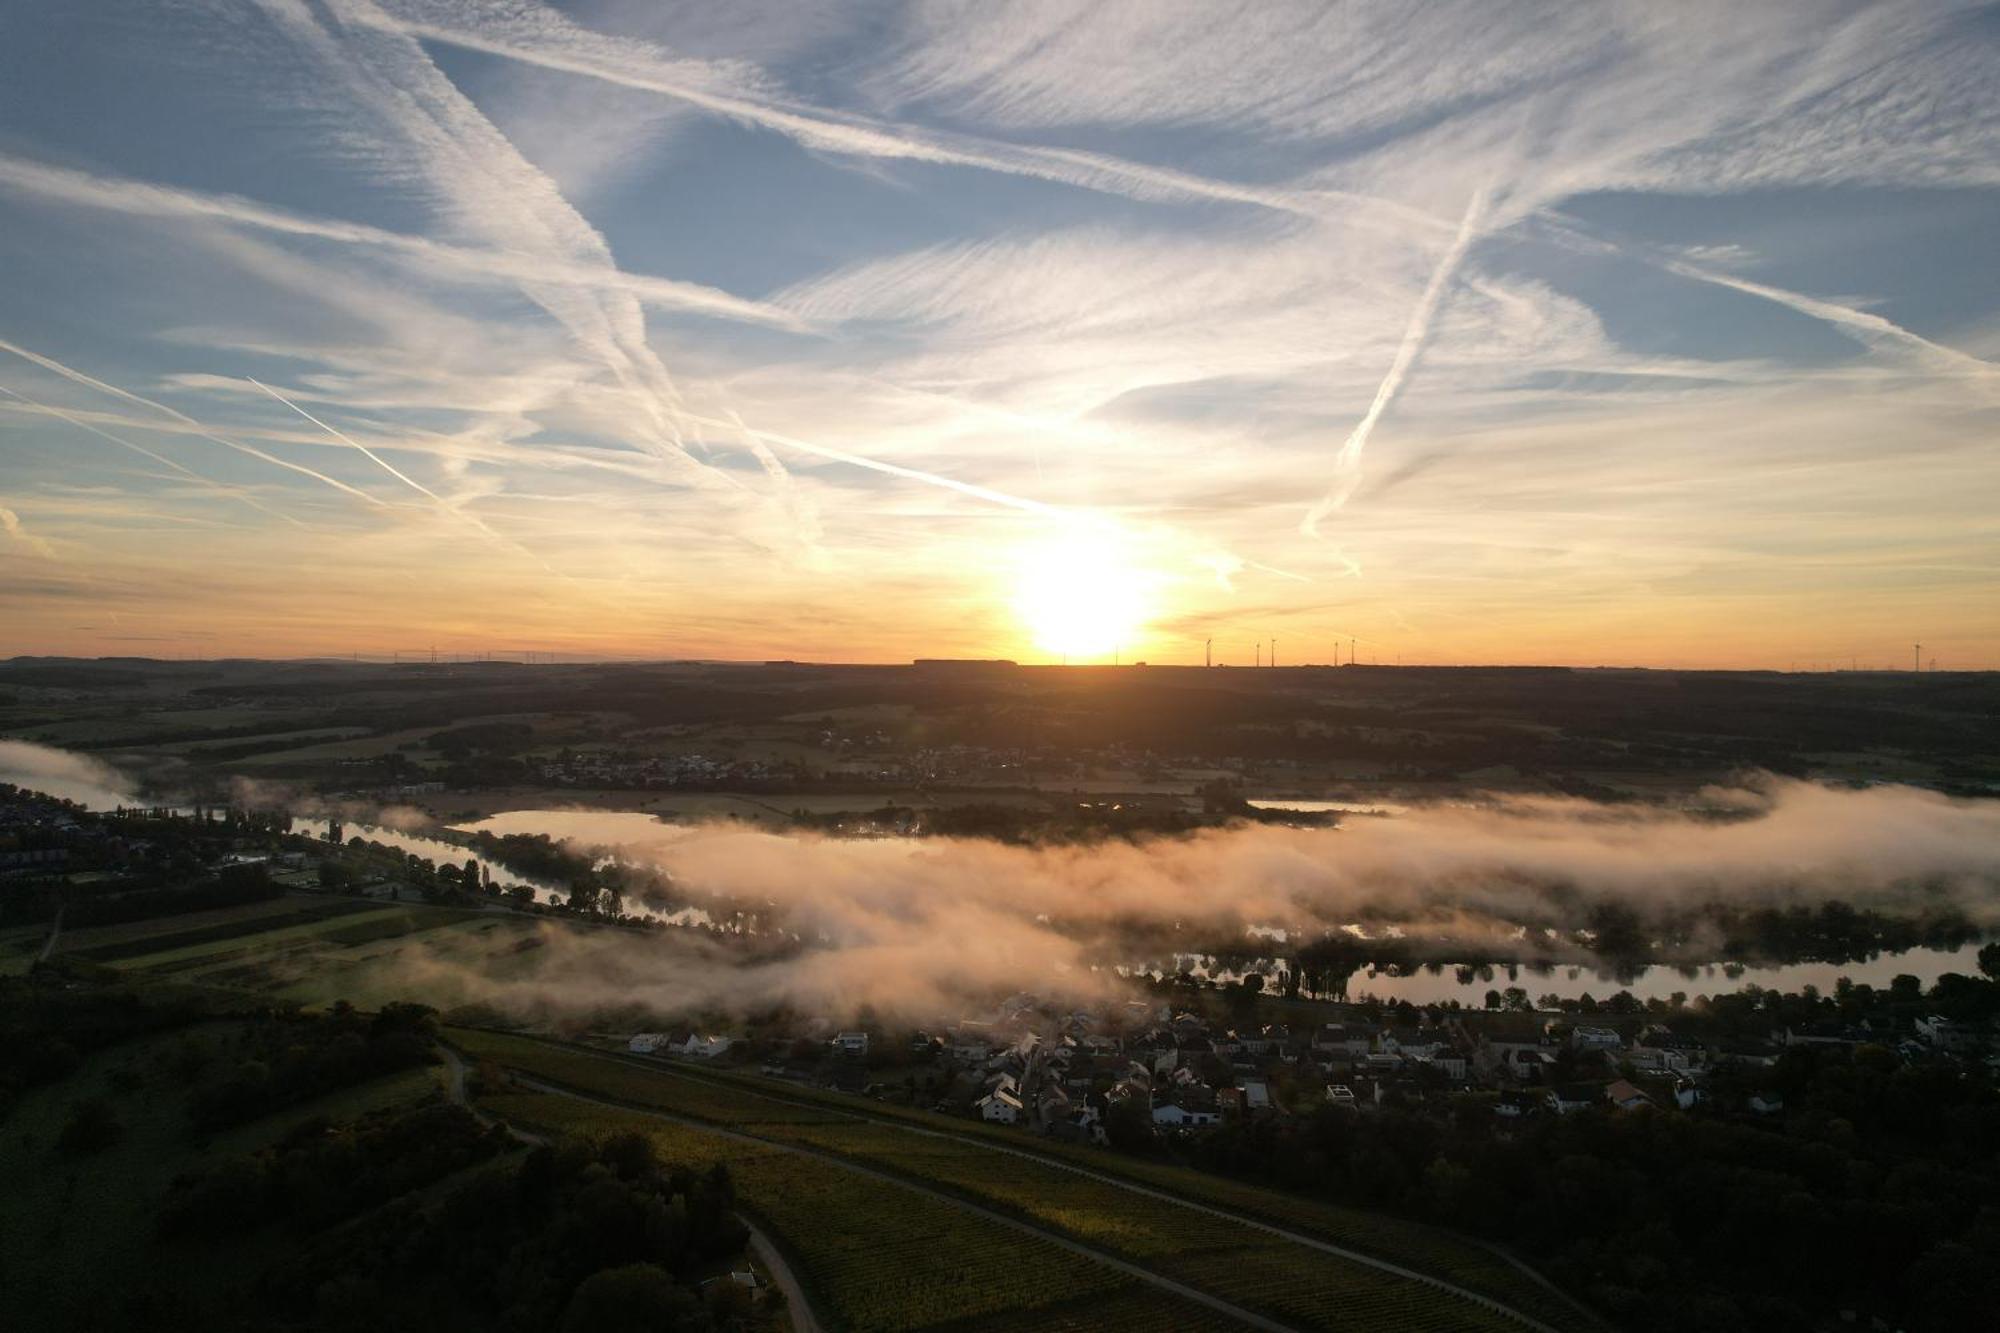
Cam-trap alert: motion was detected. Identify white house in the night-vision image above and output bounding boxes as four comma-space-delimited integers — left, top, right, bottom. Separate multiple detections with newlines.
834, 1031, 870, 1056
1545, 1083, 1600, 1115
1325, 1084, 1357, 1109
628, 1033, 669, 1054
1570, 1025, 1624, 1053
1312, 1024, 1371, 1057
1152, 1103, 1219, 1128
976, 1088, 1023, 1124
680, 1034, 733, 1059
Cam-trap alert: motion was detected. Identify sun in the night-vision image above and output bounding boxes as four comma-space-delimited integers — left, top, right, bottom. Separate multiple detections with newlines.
1011, 519, 1156, 661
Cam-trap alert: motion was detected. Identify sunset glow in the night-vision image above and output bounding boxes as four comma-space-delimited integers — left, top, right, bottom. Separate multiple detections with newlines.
0, 4, 1993, 669
1012, 521, 1158, 662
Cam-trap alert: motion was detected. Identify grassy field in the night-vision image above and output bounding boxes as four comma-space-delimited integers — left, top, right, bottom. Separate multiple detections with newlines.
101, 904, 467, 973
456, 1031, 1565, 1333
0, 1022, 444, 1331
66, 898, 385, 963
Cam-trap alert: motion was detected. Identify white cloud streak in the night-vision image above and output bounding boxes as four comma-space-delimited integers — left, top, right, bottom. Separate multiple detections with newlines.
1302, 191, 1487, 537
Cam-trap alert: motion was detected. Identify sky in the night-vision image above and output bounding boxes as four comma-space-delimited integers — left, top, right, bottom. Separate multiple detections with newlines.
0, 0, 1995, 669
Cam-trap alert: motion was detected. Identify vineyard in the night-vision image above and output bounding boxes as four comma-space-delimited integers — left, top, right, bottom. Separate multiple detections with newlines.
745, 1117, 1521, 1332
469, 1089, 1160, 1332
455, 1030, 1567, 1333
551, 1034, 1596, 1330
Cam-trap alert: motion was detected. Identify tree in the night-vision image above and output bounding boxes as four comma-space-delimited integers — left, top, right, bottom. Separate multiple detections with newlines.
560, 1264, 706, 1333
1103, 1096, 1155, 1153
1978, 941, 2000, 981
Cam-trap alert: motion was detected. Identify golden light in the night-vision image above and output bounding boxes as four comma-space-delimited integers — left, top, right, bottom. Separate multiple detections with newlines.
1011, 518, 1157, 661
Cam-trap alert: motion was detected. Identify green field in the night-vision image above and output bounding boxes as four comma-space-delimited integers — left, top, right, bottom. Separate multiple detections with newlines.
455, 1030, 1569, 1332
67, 898, 385, 963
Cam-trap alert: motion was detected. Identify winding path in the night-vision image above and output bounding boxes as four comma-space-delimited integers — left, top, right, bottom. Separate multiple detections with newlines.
436, 1045, 823, 1333
503, 1037, 1568, 1333
506, 1071, 1296, 1333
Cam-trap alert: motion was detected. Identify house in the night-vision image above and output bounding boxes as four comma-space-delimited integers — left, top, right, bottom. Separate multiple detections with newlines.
1379, 1026, 1444, 1058
1324, 1084, 1357, 1110
1748, 1093, 1785, 1116
1239, 1079, 1272, 1112
1545, 1083, 1601, 1115
1494, 1090, 1539, 1119
1410, 1050, 1469, 1081
1569, 1025, 1624, 1053
627, 1033, 669, 1054
1915, 1015, 1979, 1052
1715, 1039, 1782, 1068
1462, 1013, 1559, 1076
1048, 1110, 1108, 1145
976, 1088, 1024, 1124
680, 1034, 733, 1059
1672, 1078, 1705, 1110
1152, 1102, 1220, 1128
834, 1031, 870, 1056
1603, 1079, 1653, 1111
1312, 1024, 1372, 1057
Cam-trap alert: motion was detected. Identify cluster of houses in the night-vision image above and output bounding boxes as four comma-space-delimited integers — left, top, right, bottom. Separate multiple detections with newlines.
613, 982, 1998, 1143
922, 996, 1996, 1133
533, 751, 791, 790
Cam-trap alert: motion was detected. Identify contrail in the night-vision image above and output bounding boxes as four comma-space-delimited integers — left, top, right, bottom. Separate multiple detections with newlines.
0, 382, 305, 528
248, 377, 442, 500
1302, 191, 1486, 538
0, 153, 804, 332
1661, 259, 1999, 386
689, 411, 1061, 517
248, 376, 575, 577
1535, 213, 1997, 390
0, 338, 383, 507
364, 1, 1450, 239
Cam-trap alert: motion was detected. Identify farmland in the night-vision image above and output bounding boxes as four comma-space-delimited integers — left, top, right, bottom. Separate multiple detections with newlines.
451, 1028, 1587, 1327
455, 1029, 1568, 1332
479, 1091, 1199, 1332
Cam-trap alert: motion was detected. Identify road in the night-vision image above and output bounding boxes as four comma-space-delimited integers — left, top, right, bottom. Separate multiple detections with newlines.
507, 1072, 1296, 1333
437, 1044, 822, 1333
513, 1037, 1567, 1333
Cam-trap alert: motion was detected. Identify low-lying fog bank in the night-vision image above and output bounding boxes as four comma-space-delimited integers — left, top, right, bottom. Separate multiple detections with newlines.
320, 776, 2000, 1024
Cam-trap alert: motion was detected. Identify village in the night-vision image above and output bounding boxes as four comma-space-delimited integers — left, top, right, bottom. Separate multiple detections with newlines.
618, 969, 2000, 1149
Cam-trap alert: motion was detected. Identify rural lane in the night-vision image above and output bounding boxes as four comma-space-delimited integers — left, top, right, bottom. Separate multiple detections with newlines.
527, 1038, 1569, 1333
507, 1072, 1296, 1333
435, 1044, 824, 1333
